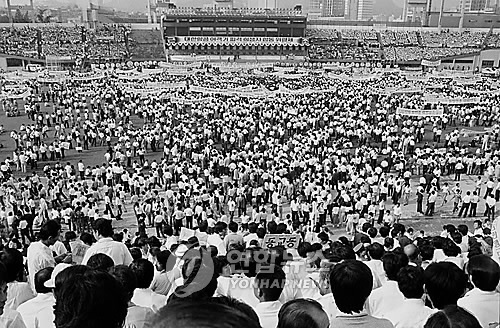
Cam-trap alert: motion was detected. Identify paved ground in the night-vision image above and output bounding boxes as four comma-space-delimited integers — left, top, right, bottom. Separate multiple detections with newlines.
0, 102, 487, 237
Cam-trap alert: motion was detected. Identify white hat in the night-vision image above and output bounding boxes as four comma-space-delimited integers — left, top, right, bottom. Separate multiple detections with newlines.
44, 263, 72, 288
174, 244, 189, 258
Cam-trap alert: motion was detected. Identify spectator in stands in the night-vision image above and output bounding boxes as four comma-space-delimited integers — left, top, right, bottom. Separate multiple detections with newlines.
424, 305, 481, 328
423, 262, 468, 309
129, 258, 168, 312
16, 267, 53, 328
253, 265, 286, 328
0, 261, 26, 328
329, 260, 393, 328
277, 299, 329, 328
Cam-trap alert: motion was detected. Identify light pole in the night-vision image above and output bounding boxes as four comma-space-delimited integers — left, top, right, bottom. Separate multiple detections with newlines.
438, 0, 445, 32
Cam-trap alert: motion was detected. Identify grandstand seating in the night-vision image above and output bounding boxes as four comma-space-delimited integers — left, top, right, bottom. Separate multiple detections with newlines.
127, 29, 166, 60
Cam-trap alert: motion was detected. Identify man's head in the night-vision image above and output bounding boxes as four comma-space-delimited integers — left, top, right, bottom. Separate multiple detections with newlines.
94, 218, 114, 238
424, 262, 468, 309
129, 258, 155, 289
109, 265, 137, 302
424, 305, 481, 328
367, 242, 385, 260
39, 220, 61, 245
0, 248, 24, 283
329, 260, 373, 314
87, 253, 115, 271
254, 265, 286, 302
35, 267, 54, 294
277, 299, 329, 328
404, 244, 420, 263
54, 268, 128, 328
466, 254, 500, 292
397, 266, 425, 299
382, 252, 409, 281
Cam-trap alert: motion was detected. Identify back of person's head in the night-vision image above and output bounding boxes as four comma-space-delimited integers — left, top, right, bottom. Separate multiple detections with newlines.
457, 225, 468, 237
424, 305, 481, 328
214, 222, 227, 234
329, 260, 372, 314
367, 227, 378, 239
65, 231, 77, 242
228, 221, 238, 233
39, 220, 61, 241
404, 244, 420, 262
86, 253, 115, 271
109, 265, 137, 301
397, 266, 425, 299
420, 244, 435, 261
129, 258, 154, 289
466, 254, 500, 292
80, 232, 94, 246
256, 227, 266, 239
331, 245, 355, 262
156, 250, 176, 272
248, 223, 258, 234
94, 218, 114, 238
297, 242, 312, 258
254, 265, 286, 302
163, 225, 174, 236
152, 301, 261, 328
35, 267, 54, 294
382, 252, 409, 281
424, 262, 467, 309
209, 296, 260, 325
277, 299, 329, 328
0, 248, 24, 282
450, 232, 462, 245
54, 268, 128, 328
367, 242, 385, 260
379, 226, 390, 238
267, 221, 277, 234
442, 239, 460, 257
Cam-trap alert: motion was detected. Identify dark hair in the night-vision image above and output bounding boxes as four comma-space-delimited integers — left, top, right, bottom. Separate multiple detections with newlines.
80, 232, 94, 246
397, 266, 425, 299
129, 259, 155, 289
130, 247, 142, 260
248, 223, 258, 234
424, 262, 467, 309
442, 239, 460, 257
420, 245, 435, 261
450, 232, 462, 245
457, 225, 468, 237
0, 261, 6, 284
0, 248, 24, 282
65, 231, 77, 242
254, 265, 286, 302
94, 219, 113, 238
214, 222, 227, 234
39, 220, 61, 240
54, 269, 128, 328
379, 226, 390, 238
467, 254, 500, 292
152, 301, 261, 328
277, 299, 328, 328
35, 267, 54, 294
256, 227, 266, 239
424, 305, 481, 328
86, 253, 115, 271
367, 227, 378, 239
329, 260, 372, 314
331, 245, 355, 262
156, 250, 176, 272
382, 252, 409, 281
367, 243, 385, 260
210, 296, 260, 325
163, 225, 174, 237
109, 265, 137, 301
228, 221, 238, 233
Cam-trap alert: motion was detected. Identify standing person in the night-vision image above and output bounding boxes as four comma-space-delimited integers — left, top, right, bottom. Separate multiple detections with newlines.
173, 206, 185, 236
154, 211, 165, 238
484, 194, 496, 220
27, 220, 69, 292
458, 191, 471, 218
425, 191, 437, 217
469, 191, 479, 217
416, 187, 424, 215
82, 218, 133, 266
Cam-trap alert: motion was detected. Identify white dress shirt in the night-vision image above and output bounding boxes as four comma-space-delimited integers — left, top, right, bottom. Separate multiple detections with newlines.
27, 242, 56, 293
316, 293, 339, 324
384, 299, 437, 328
0, 308, 27, 328
7, 282, 35, 310
125, 303, 154, 328
254, 301, 282, 328
131, 288, 168, 313
81, 237, 133, 266
364, 260, 387, 290
17, 293, 55, 328
207, 234, 226, 256
458, 289, 500, 328
368, 280, 405, 318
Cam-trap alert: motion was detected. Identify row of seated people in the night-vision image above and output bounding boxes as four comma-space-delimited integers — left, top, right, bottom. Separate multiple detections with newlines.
308, 43, 380, 61
383, 46, 479, 61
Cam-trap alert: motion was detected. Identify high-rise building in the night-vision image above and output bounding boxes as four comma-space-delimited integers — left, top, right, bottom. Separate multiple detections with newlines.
357, 0, 373, 19
322, 0, 346, 16
345, 0, 359, 19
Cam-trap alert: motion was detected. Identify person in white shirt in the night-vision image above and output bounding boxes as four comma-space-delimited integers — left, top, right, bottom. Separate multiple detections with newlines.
150, 250, 181, 296
27, 220, 69, 293
1, 249, 35, 310
384, 266, 437, 328
243, 223, 259, 246
253, 266, 286, 328
130, 259, 168, 312
207, 222, 227, 256
82, 218, 133, 266
0, 261, 27, 328
365, 243, 387, 290
277, 299, 329, 328
368, 252, 408, 318
109, 265, 154, 328
458, 255, 500, 328
17, 267, 54, 328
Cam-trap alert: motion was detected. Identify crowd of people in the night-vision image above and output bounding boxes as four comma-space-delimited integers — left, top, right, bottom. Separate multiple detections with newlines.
0, 62, 499, 328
